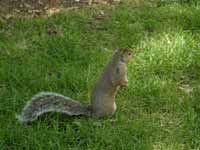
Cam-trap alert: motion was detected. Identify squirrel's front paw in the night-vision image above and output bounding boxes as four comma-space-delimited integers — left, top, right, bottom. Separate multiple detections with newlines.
121, 80, 128, 87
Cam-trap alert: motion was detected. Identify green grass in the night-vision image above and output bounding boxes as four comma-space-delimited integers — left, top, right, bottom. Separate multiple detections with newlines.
1, 0, 200, 149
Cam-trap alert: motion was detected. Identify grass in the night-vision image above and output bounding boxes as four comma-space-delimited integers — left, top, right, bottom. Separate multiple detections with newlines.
0, 0, 200, 149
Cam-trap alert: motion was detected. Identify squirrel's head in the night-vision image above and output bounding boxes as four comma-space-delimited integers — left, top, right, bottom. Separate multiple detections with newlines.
115, 48, 133, 63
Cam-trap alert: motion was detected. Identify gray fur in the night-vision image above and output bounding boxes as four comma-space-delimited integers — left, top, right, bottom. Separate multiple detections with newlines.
16, 92, 91, 123
16, 48, 133, 123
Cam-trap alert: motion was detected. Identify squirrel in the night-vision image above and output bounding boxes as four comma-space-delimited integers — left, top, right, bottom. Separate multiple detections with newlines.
16, 48, 133, 123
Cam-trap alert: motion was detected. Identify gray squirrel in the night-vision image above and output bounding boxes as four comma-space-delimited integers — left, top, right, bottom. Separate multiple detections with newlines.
16, 48, 133, 123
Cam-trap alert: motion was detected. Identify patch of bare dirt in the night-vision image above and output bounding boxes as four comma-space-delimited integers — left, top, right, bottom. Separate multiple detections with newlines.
0, 0, 120, 19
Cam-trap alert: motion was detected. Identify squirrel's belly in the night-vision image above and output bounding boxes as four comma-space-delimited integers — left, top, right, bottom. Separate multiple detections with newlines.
112, 102, 117, 115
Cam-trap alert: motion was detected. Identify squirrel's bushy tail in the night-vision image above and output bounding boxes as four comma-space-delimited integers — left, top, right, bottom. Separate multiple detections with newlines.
16, 92, 91, 123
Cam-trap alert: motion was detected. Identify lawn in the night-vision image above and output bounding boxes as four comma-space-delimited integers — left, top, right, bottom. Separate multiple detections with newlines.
0, 0, 200, 149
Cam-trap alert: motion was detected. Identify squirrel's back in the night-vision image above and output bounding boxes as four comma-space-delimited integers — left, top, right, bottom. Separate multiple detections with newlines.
16, 92, 91, 123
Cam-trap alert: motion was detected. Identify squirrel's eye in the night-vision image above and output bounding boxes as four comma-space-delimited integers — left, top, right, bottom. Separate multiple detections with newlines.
128, 52, 132, 56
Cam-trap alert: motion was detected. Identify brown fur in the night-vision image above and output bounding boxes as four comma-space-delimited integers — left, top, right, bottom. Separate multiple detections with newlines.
91, 48, 133, 116
16, 48, 133, 122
